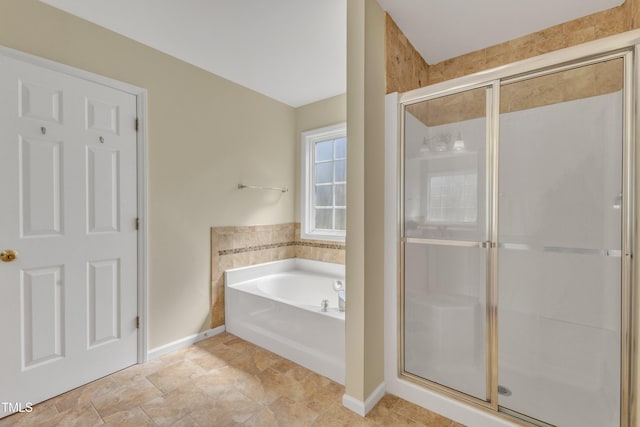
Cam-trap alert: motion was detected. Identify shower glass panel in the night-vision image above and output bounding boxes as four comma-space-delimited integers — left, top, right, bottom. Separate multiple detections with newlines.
497, 59, 623, 427
403, 87, 489, 401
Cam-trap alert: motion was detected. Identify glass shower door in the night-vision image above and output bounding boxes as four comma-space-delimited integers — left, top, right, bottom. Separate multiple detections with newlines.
402, 87, 492, 402
497, 58, 624, 427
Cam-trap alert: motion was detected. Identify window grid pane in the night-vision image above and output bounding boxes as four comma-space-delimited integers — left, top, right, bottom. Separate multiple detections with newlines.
315, 208, 334, 230
312, 137, 347, 232
427, 172, 477, 224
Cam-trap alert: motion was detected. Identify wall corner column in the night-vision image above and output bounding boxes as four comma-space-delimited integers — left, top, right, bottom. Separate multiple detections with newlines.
344, 0, 386, 415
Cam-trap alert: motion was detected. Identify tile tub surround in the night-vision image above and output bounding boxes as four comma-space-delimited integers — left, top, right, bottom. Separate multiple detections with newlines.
210, 223, 345, 328
0, 333, 463, 427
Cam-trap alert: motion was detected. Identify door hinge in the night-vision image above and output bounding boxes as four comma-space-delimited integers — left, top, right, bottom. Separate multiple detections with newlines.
135, 117, 139, 131
136, 316, 140, 329
135, 217, 140, 230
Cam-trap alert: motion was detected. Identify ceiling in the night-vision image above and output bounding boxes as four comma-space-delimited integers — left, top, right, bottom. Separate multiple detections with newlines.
41, 0, 624, 107
40, 0, 346, 107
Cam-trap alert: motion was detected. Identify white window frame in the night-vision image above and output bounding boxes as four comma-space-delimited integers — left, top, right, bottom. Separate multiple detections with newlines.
301, 122, 347, 242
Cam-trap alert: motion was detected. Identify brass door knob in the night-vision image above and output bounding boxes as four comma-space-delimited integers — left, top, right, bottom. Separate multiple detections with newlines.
0, 250, 17, 262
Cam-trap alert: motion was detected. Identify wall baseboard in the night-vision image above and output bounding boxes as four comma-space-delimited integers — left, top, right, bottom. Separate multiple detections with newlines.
342, 382, 386, 416
147, 325, 225, 360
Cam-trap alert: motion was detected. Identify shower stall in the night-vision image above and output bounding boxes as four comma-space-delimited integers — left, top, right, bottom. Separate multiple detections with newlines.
399, 40, 636, 427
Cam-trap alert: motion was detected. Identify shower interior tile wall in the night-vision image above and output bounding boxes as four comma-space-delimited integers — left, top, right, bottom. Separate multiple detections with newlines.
386, 0, 639, 94
210, 223, 345, 328
405, 60, 622, 128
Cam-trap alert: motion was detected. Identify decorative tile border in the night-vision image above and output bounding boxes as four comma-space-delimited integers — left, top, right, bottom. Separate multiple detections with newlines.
218, 240, 345, 256
295, 241, 344, 250
219, 241, 295, 256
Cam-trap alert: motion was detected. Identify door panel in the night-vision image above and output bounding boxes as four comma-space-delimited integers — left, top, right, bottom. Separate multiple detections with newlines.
404, 243, 488, 400
403, 87, 487, 243
19, 80, 63, 124
21, 266, 65, 368
19, 137, 64, 236
402, 87, 491, 402
87, 147, 120, 234
0, 54, 138, 417
497, 58, 623, 427
86, 97, 119, 135
88, 259, 120, 348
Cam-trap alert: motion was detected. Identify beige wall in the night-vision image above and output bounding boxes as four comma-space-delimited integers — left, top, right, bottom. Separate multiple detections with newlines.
294, 93, 347, 222
0, 0, 296, 349
345, 0, 386, 402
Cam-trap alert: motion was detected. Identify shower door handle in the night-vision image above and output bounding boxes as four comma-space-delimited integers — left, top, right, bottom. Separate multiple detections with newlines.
404, 238, 497, 248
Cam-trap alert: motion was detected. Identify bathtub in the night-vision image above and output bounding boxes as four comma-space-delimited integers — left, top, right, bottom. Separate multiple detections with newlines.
225, 258, 345, 384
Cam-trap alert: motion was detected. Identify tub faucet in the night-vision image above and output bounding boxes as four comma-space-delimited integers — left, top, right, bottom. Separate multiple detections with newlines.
333, 280, 346, 312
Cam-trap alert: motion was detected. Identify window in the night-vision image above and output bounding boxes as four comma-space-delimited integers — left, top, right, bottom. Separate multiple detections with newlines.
427, 171, 477, 224
301, 123, 346, 241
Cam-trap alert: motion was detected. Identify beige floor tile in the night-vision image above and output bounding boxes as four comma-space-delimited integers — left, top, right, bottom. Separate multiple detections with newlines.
270, 358, 310, 381
156, 345, 201, 365
171, 414, 200, 427
227, 371, 270, 403
227, 350, 275, 376
302, 370, 331, 389
287, 372, 327, 403
365, 394, 400, 422
243, 406, 279, 427
200, 343, 243, 367
224, 336, 261, 353
377, 411, 427, 427
189, 389, 262, 426
246, 346, 282, 372
192, 365, 256, 399
91, 377, 162, 418
190, 346, 231, 371
49, 403, 104, 427
252, 367, 299, 405
268, 396, 319, 427
102, 407, 155, 427
142, 382, 212, 426
146, 359, 207, 394
194, 332, 235, 350
108, 358, 165, 385
0, 333, 460, 427
394, 398, 454, 426
306, 380, 344, 412
54, 377, 119, 412
0, 400, 59, 427
310, 403, 372, 427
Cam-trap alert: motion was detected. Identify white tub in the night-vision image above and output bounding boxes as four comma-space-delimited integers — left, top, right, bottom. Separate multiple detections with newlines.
225, 258, 345, 384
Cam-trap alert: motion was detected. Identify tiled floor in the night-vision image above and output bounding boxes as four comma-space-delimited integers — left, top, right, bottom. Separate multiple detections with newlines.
0, 332, 462, 426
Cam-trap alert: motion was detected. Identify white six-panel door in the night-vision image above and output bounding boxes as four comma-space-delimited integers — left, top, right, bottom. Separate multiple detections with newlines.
0, 54, 138, 417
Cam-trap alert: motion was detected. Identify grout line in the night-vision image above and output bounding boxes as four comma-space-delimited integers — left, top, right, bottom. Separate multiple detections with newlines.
89, 401, 106, 425
138, 404, 160, 427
